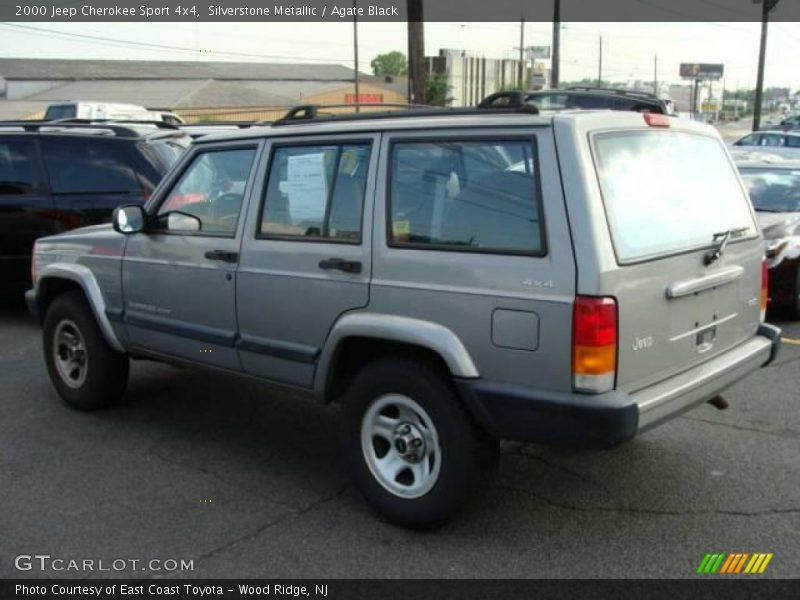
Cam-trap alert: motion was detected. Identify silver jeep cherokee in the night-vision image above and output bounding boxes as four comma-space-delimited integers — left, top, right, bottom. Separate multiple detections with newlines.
26, 106, 781, 528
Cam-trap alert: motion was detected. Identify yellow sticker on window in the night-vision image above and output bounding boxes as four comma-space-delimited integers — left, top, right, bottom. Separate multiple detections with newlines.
393, 219, 410, 239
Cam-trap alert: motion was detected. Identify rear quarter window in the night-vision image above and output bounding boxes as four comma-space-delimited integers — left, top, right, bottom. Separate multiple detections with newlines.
388, 138, 545, 255
42, 137, 143, 195
593, 130, 756, 263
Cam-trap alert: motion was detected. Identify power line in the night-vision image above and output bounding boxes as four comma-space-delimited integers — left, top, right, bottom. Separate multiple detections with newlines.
0, 23, 359, 65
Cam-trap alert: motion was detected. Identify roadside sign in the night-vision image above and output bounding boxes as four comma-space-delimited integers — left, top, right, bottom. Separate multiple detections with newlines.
680, 63, 724, 81
526, 46, 551, 60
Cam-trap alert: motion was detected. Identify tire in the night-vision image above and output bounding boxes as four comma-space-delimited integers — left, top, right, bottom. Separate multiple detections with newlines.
342, 357, 499, 529
43, 291, 129, 411
790, 267, 800, 320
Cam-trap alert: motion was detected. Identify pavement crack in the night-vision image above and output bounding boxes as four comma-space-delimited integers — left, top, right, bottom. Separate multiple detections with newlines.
191, 483, 350, 567
497, 484, 800, 518
680, 415, 799, 439
501, 444, 610, 492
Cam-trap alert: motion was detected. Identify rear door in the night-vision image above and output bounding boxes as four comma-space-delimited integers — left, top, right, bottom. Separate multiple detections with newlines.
236, 134, 378, 388
584, 121, 762, 393
41, 137, 151, 228
0, 135, 54, 289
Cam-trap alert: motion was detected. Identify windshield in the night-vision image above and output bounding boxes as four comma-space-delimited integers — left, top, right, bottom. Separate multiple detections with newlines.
739, 167, 800, 213
593, 130, 756, 263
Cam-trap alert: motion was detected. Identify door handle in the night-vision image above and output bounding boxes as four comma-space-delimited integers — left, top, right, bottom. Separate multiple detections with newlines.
204, 249, 239, 263
318, 258, 362, 274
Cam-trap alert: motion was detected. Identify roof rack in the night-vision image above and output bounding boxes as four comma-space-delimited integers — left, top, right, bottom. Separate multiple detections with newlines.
49, 117, 180, 130
0, 120, 156, 137
564, 86, 661, 100
272, 99, 537, 126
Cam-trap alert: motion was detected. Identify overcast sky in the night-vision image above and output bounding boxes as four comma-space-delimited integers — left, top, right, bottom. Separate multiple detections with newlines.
0, 21, 798, 90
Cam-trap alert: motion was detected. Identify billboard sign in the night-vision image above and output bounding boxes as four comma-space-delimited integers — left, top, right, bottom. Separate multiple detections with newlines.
526, 46, 551, 60
680, 63, 724, 81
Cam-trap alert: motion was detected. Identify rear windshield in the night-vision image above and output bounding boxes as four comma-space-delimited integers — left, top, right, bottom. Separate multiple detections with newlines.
593, 130, 756, 263
44, 105, 76, 120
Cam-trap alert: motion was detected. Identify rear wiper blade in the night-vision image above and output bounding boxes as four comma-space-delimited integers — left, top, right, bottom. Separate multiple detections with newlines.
704, 227, 749, 266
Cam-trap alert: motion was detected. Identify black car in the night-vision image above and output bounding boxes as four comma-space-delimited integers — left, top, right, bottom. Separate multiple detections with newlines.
480, 87, 669, 114
0, 121, 189, 296
737, 158, 800, 317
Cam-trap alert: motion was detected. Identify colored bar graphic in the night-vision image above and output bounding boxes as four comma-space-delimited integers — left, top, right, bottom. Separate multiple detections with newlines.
758, 554, 773, 573
698, 552, 773, 574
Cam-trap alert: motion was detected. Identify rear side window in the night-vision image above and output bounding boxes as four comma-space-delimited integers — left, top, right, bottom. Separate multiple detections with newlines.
389, 139, 544, 255
42, 138, 143, 194
0, 139, 38, 195
593, 130, 756, 263
259, 143, 371, 242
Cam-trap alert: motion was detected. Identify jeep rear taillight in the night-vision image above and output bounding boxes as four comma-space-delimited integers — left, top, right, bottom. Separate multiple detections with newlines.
761, 258, 768, 322
644, 113, 671, 127
573, 296, 617, 394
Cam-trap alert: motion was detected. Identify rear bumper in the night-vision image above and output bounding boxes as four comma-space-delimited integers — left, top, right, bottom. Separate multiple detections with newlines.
456, 325, 781, 448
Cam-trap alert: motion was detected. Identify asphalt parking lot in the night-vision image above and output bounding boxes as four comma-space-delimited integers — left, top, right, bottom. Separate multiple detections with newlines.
1, 301, 798, 579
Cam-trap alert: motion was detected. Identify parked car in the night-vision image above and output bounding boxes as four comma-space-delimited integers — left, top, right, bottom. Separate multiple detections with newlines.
737, 158, 800, 317
0, 120, 189, 297
25, 104, 780, 528
731, 130, 800, 158
44, 102, 184, 125
770, 114, 800, 131
480, 87, 669, 114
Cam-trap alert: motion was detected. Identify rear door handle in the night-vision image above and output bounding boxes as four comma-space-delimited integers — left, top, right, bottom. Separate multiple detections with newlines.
204, 249, 239, 263
318, 258, 362, 274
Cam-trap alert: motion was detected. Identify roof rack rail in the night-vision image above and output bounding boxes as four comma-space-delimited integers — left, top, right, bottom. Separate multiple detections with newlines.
49, 117, 180, 130
0, 120, 151, 137
273, 99, 537, 126
564, 86, 660, 100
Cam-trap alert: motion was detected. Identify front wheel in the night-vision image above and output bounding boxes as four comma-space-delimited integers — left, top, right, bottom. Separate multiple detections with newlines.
43, 291, 129, 410
342, 357, 499, 529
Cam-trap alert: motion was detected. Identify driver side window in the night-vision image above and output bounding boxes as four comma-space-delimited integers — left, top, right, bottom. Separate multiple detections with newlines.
155, 148, 257, 236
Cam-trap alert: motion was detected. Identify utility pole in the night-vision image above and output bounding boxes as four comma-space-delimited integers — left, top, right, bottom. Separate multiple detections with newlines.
597, 35, 603, 87
353, 0, 360, 112
407, 0, 426, 105
551, 0, 560, 89
653, 53, 658, 96
753, 0, 780, 131
518, 18, 525, 88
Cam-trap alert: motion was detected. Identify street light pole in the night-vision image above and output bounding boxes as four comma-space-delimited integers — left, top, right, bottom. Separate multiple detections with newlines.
551, 0, 560, 89
353, 0, 360, 112
597, 35, 603, 87
753, 0, 780, 132
518, 18, 525, 88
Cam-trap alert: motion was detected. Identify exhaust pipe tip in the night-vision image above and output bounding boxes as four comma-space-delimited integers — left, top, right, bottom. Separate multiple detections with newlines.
707, 395, 729, 410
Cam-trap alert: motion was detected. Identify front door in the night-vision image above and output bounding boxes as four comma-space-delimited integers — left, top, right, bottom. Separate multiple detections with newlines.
121, 144, 260, 370
236, 135, 378, 387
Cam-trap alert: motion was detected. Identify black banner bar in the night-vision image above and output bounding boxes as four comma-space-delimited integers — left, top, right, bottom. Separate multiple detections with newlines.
1, 0, 800, 22
2, 579, 800, 600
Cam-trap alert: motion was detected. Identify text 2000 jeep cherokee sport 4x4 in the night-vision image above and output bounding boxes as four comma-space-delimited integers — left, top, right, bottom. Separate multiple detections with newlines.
26, 106, 781, 528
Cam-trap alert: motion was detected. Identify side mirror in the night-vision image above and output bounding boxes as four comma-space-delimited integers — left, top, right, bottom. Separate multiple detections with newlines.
166, 211, 202, 233
112, 205, 146, 234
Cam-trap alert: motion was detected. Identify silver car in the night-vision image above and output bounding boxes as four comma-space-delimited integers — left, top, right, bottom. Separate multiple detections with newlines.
26, 107, 781, 528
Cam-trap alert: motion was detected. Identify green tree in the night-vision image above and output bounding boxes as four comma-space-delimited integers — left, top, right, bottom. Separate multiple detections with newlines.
370, 51, 408, 77
425, 74, 453, 107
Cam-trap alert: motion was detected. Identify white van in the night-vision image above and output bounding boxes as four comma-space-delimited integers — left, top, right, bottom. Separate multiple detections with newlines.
44, 102, 184, 124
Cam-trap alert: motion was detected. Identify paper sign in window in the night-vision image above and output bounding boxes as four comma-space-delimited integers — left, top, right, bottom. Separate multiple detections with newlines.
285, 153, 327, 222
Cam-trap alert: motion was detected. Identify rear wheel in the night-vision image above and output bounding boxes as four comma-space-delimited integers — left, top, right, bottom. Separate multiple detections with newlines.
43, 291, 129, 410
342, 357, 499, 529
